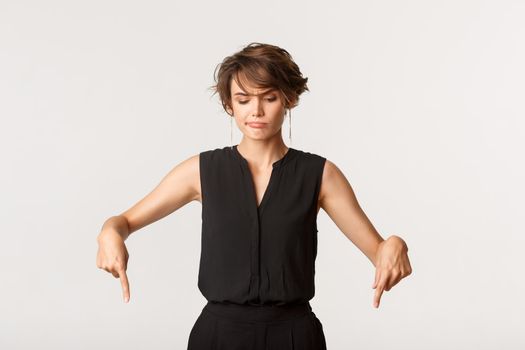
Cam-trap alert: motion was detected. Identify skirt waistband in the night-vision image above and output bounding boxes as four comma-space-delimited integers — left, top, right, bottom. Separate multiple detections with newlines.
203, 301, 313, 323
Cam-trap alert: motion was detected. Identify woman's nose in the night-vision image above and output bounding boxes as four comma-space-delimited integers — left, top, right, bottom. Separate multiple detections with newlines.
251, 99, 264, 116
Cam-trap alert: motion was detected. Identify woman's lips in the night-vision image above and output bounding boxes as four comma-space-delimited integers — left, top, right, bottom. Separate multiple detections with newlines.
247, 122, 267, 128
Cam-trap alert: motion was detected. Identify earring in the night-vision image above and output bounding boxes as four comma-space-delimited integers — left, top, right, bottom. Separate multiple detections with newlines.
288, 108, 292, 147
230, 115, 233, 149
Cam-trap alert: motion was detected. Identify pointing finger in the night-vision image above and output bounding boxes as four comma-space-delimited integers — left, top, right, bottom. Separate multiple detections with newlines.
372, 268, 380, 289
373, 283, 384, 308
374, 273, 390, 308
118, 268, 130, 303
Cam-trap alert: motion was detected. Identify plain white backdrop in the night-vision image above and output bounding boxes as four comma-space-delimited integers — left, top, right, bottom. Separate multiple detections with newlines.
1, 0, 524, 349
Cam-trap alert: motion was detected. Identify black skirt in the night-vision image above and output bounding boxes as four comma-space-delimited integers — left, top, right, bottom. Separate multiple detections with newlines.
187, 301, 327, 350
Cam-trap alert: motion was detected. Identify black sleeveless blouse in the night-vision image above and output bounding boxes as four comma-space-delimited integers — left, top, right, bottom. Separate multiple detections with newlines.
198, 145, 327, 306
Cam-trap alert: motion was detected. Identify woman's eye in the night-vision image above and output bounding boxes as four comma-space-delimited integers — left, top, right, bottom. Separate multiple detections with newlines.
238, 97, 276, 105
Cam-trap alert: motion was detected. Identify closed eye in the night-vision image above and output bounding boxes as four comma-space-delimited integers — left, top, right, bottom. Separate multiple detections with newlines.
238, 97, 277, 105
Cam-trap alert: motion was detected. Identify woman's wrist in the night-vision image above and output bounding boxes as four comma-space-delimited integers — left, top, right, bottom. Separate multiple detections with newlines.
99, 216, 130, 241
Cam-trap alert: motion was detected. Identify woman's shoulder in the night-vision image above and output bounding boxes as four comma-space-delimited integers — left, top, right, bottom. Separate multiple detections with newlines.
293, 147, 327, 165
198, 145, 327, 165
198, 145, 236, 164
200, 145, 228, 155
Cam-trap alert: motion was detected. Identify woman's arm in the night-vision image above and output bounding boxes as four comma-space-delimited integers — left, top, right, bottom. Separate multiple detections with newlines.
319, 159, 385, 265
96, 153, 201, 303
319, 159, 412, 308
109, 153, 201, 240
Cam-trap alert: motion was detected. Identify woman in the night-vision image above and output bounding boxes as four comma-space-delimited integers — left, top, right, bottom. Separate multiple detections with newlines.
96, 42, 412, 349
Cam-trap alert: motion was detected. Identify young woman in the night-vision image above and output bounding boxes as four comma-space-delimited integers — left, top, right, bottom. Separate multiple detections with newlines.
96, 42, 412, 349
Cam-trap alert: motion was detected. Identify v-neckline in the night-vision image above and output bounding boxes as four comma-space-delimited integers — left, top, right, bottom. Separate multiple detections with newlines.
233, 144, 294, 211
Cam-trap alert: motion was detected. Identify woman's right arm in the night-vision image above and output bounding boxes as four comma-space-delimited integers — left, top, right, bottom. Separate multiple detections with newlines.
112, 153, 201, 239
96, 153, 201, 303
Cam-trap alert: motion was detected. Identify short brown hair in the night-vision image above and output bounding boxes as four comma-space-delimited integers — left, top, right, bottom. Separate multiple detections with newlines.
209, 42, 309, 116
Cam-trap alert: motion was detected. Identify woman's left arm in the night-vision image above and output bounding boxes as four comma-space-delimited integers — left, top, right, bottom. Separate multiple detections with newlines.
319, 159, 413, 308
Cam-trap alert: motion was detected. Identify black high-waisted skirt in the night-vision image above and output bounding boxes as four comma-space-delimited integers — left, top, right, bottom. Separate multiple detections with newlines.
187, 300, 327, 350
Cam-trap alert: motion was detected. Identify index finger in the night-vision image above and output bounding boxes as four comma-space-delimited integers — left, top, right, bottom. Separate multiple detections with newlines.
373, 284, 384, 308
118, 268, 130, 303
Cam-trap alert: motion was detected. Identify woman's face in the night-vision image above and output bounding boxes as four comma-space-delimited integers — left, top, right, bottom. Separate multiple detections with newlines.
227, 78, 286, 142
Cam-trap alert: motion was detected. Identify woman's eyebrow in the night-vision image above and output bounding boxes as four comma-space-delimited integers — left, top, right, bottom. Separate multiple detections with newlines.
233, 89, 276, 97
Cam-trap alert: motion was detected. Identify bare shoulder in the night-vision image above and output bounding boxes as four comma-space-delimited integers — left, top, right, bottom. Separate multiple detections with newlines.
319, 159, 335, 200
146, 152, 202, 205
319, 158, 355, 208
117, 152, 202, 235
176, 153, 201, 203
318, 159, 337, 211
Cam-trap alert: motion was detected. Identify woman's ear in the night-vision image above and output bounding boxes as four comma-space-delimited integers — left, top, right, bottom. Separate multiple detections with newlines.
225, 103, 234, 116
288, 97, 298, 109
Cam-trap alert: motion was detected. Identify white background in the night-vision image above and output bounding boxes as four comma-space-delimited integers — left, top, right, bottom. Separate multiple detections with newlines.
1, 0, 524, 349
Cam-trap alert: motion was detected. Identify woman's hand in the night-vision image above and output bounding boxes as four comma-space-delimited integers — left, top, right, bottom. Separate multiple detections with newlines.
372, 235, 412, 308
96, 229, 131, 303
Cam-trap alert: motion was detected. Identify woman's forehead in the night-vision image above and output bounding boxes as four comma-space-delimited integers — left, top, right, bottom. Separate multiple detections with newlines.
231, 79, 276, 96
